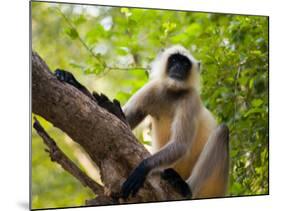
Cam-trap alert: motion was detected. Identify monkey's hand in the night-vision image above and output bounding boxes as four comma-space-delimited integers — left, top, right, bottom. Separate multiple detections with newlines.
54, 69, 127, 124
161, 168, 192, 199
92, 92, 127, 124
55, 69, 83, 89
54, 69, 93, 98
121, 160, 150, 199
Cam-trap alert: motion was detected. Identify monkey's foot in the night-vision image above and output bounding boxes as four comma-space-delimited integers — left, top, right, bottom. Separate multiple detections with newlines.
92, 92, 127, 124
161, 168, 192, 199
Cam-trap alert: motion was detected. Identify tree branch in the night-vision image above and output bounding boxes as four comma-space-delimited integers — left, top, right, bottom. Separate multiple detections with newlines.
33, 117, 105, 196
32, 50, 182, 203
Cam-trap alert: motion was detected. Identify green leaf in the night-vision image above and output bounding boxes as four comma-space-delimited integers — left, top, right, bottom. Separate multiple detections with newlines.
120, 8, 132, 17
162, 22, 177, 36
185, 23, 201, 36
243, 108, 265, 117
73, 15, 86, 25
64, 27, 79, 40
116, 47, 129, 55
251, 99, 263, 107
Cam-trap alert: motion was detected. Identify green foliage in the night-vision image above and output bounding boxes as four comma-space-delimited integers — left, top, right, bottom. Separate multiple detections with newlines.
64, 27, 79, 39
31, 116, 95, 209
32, 1, 268, 209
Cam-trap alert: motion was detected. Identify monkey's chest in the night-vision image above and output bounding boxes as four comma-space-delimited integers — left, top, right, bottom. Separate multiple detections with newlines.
151, 116, 172, 152
150, 114, 205, 180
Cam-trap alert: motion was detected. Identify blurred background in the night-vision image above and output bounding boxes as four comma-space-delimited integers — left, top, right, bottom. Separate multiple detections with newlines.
31, 1, 268, 209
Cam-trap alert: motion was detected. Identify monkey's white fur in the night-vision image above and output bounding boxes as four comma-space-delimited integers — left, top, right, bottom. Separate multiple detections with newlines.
150, 45, 201, 92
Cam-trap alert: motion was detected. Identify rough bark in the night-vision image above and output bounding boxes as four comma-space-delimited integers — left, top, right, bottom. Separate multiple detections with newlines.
32, 51, 182, 204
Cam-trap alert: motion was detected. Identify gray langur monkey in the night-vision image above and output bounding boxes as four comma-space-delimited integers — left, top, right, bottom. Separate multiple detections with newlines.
120, 45, 230, 199
54, 45, 230, 200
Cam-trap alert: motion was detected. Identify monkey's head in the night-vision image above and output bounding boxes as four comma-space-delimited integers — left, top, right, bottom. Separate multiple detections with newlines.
150, 45, 201, 91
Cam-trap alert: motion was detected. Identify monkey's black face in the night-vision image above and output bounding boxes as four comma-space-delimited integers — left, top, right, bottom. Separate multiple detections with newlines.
167, 53, 192, 81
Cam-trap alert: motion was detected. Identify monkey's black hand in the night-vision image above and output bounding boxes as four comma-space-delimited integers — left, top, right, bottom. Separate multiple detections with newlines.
54, 69, 127, 123
161, 168, 192, 199
93, 92, 127, 124
121, 160, 150, 199
55, 69, 82, 89
54, 69, 93, 98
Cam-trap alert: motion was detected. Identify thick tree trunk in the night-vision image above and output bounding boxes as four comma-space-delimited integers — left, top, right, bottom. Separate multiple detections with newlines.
32, 51, 182, 204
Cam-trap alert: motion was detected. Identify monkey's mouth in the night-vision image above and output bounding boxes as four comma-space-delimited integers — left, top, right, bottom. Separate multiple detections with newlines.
169, 73, 184, 80
168, 65, 189, 81
169, 71, 187, 81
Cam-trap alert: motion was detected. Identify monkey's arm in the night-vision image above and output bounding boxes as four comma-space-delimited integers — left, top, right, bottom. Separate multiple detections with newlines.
121, 93, 199, 198
123, 81, 158, 129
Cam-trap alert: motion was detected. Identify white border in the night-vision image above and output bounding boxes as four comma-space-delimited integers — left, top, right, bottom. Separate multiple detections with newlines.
1, 0, 279, 211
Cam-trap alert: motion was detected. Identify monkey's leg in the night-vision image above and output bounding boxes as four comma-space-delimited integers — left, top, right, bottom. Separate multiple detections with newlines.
54, 69, 127, 124
187, 124, 230, 198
